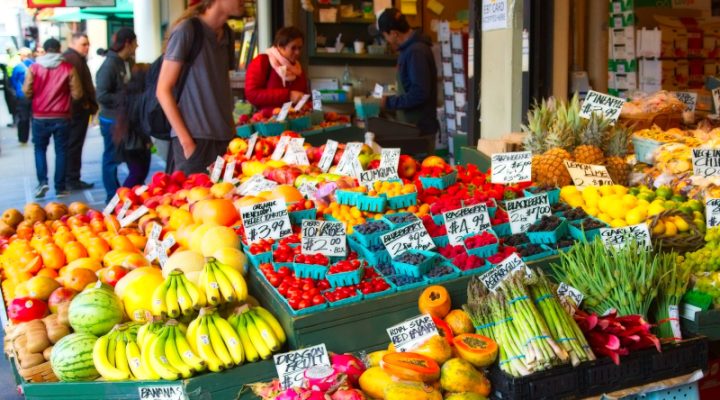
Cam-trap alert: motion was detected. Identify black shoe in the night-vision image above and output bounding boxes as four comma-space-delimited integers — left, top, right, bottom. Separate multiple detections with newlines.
56, 190, 70, 198
34, 183, 49, 199
68, 180, 94, 190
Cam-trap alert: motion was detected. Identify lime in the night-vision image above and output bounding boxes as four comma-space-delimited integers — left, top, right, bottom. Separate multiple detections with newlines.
671, 194, 686, 203
679, 205, 693, 214
637, 192, 656, 202
663, 200, 677, 210
629, 187, 640, 196
655, 186, 673, 200
687, 199, 704, 212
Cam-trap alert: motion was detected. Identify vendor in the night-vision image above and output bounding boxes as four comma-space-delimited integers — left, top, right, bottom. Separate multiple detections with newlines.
245, 27, 309, 113
373, 8, 439, 137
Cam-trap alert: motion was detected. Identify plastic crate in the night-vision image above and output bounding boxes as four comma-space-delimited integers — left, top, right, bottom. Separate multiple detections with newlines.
432, 235, 450, 248
336, 190, 362, 206
492, 223, 512, 237
351, 241, 391, 266
247, 250, 273, 268
236, 123, 254, 138
419, 170, 458, 190
289, 208, 316, 226
463, 232, 500, 258
621, 383, 699, 400
632, 135, 663, 165
523, 187, 561, 205
386, 192, 417, 209
289, 115, 311, 131
459, 262, 493, 276
255, 121, 288, 136
357, 194, 387, 212
382, 212, 419, 229
424, 262, 462, 284
519, 244, 556, 263
488, 364, 582, 400
392, 249, 437, 277
271, 261, 294, 272
528, 219, 569, 244
326, 267, 364, 287
323, 288, 363, 308
569, 218, 607, 242
431, 213, 445, 225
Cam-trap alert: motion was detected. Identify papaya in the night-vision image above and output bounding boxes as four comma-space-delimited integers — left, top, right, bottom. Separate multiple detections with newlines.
432, 315, 455, 345
366, 350, 389, 367
445, 309, 475, 335
413, 335, 453, 365
445, 393, 488, 400
440, 358, 491, 397
453, 333, 498, 368
418, 285, 451, 318
384, 381, 443, 400
359, 366, 394, 400
381, 352, 440, 382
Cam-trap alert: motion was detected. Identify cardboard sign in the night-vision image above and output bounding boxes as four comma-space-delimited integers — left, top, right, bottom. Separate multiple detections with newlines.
600, 223, 653, 250
674, 91, 697, 112
359, 166, 399, 189
380, 148, 401, 171
246, 133, 258, 159
120, 206, 149, 228
271, 136, 291, 161
713, 87, 720, 115
103, 194, 120, 216
381, 220, 435, 259
372, 83, 384, 99
318, 140, 339, 172
336, 142, 363, 177
312, 89, 323, 111
443, 204, 492, 246
239, 199, 292, 244
491, 151, 532, 184
505, 193, 552, 234
387, 314, 439, 353
301, 220, 347, 257
479, 253, 528, 292
298, 183, 317, 200
706, 198, 720, 228
579, 90, 625, 122
564, 160, 614, 189
274, 344, 331, 389
138, 385, 184, 400
276, 101, 293, 121
223, 160, 236, 182
210, 156, 225, 183
481, 0, 508, 31
294, 94, 310, 111
692, 149, 720, 178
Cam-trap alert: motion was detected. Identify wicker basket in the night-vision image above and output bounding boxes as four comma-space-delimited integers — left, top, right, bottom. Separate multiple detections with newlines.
17, 359, 58, 383
648, 209, 704, 253
620, 111, 683, 131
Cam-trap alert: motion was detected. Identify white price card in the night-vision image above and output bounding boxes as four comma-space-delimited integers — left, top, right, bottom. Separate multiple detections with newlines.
557, 282, 584, 315
312, 89, 323, 111
668, 304, 682, 340
481, 0, 508, 31
223, 160, 236, 183
318, 140, 339, 172
120, 206, 149, 228
579, 90, 625, 123
301, 220, 347, 257
359, 166, 400, 189
118, 199, 132, 220
380, 148, 401, 171
210, 156, 225, 183
707, 198, 720, 228
276, 101, 293, 121
505, 193, 552, 234
692, 149, 720, 178
283, 138, 309, 166
564, 160, 614, 189
600, 223, 653, 251
138, 385, 185, 400
713, 87, 720, 115
674, 91, 698, 112
491, 151, 532, 184
134, 185, 148, 195
372, 83, 384, 99
479, 253, 530, 292
274, 344, 331, 389
294, 94, 310, 111
387, 314, 439, 353
298, 183, 317, 200
443, 204, 492, 246
239, 199, 292, 244
246, 133, 258, 159
103, 194, 120, 216
381, 220, 435, 259
336, 142, 363, 177
271, 136, 291, 161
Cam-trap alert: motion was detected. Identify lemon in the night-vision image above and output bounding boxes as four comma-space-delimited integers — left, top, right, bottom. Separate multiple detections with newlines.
673, 216, 690, 232
584, 194, 599, 209
582, 186, 599, 199
621, 194, 638, 208
608, 203, 628, 220
637, 199, 650, 208
664, 220, 678, 236
561, 185, 579, 200
598, 196, 613, 214
652, 221, 666, 235
582, 205, 600, 217
625, 208, 647, 225
610, 219, 627, 228
598, 213, 613, 224
599, 185, 615, 196
648, 202, 665, 216
612, 185, 628, 195
663, 200, 677, 210
566, 193, 584, 208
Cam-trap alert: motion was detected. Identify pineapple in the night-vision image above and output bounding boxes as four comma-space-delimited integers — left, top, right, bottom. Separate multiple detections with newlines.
536, 130, 574, 187
606, 126, 631, 185
573, 112, 611, 165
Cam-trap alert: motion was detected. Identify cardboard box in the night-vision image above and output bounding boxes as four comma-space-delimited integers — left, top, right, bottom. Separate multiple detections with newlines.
610, 12, 635, 28
662, 59, 678, 90
610, 0, 633, 13
689, 59, 705, 88
687, 27, 704, 58
661, 26, 678, 58
705, 60, 718, 77
703, 28, 719, 58
676, 59, 690, 90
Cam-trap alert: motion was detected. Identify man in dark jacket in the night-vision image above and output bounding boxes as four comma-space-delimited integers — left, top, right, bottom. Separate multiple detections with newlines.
375, 8, 439, 137
63, 33, 98, 190
23, 39, 83, 199
96, 28, 137, 202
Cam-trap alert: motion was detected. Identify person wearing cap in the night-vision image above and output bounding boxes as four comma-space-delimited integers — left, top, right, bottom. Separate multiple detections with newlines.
96, 28, 138, 202
373, 8, 439, 139
22, 39, 83, 199
10, 47, 33, 144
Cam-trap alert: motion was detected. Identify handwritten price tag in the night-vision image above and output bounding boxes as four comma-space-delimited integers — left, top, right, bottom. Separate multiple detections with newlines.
359, 166, 400, 189
712, 88, 720, 115
301, 220, 346, 257
491, 151, 532, 184
579, 90, 625, 123
557, 282, 583, 315
138, 385, 184, 400
318, 140, 338, 172
505, 193, 551, 234
103, 194, 120, 216
283, 138, 309, 166
600, 223, 653, 251
443, 204, 492, 246
246, 133, 258, 159
564, 160, 614, 189
336, 143, 363, 177
134, 185, 148, 195
276, 101, 293, 121
372, 83, 384, 99
223, 160, 236, 182
707, 198, 720, 228
210, 156, 225, 183
239, 199, 292, 244
312, 89, 323, 111
118, 200, 132, 220
387, 314, 438, 353
294, 94, 310, 111
674, 91, 698, 112
692, 149, 720, 178
274, 344, 331, 389
298, 183, 317, 200
271, 136, 291, 161
120, 206, 149, 228
380, 148, 401, 171
381, 220, 435, 259
479, 253, 529, 292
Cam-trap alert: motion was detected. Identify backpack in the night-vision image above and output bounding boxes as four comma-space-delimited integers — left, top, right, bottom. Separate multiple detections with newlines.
141, 18, 234, 140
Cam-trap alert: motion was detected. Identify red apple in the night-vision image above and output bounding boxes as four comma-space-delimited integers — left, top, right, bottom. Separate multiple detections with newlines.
48, 287, 78, 313
398, 155, 419, 179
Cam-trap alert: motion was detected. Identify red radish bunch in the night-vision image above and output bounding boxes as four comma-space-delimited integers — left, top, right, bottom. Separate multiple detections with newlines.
249, 238, 274, 255
324, 287, 358, 303
464, 232, 498, 249
329, 259, 363, 274
487, 246, 518, 264
574, 310, 661, 365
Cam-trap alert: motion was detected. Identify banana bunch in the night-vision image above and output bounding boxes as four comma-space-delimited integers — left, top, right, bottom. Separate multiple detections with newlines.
93, 323, 147, 381
227, 306, 285, 362
138, 319, 206, 380
186, 308, 244, 372
199, 257, 248, 306
151, 269, 206, 318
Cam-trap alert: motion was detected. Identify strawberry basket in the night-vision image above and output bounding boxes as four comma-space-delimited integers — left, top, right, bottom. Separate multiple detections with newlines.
419, 170, 458, 190
323, 287, 363, 308
357, 194, 387, 212
289, 115, 311, 131
235, 123, 254, 138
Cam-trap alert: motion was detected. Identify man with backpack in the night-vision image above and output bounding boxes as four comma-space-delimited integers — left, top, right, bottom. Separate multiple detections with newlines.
156, 0, 242, 175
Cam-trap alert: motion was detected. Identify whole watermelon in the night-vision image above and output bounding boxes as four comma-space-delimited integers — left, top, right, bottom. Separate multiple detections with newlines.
50, 333, 99, 381
68, 287, 124, 336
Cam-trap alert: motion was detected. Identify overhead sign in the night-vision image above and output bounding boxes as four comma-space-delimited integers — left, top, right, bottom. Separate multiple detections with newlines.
28, 0, 116, 7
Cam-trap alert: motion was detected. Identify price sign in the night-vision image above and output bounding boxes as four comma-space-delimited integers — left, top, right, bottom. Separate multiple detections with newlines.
668, 305, 682, 340
336, 143, 363, 177
276, 101, 293, 121
118, 200, 132, 220
381, 220, 435, 259
271, 136, 291, 161
318, 140, 339, 172
579, 90, 625, 123
479, 253, 529, 292
380, 148, 401, 171
134, 185, 148, 195
223, 160, 236, 182
301, 220, 346, 257
692, 149, 720, 178
505, 193, 551, 234
674, 91, 698, 112
144, 223, 163, 260
481, 0, 508, 31
713, 87, 720, 115
557, 282, 583, 315
706, 198, 720, 228
283, 138, 309, 166
443, 204, 492, 246
210, 156, 225, 183
120, 206, 149, 228
312, 89, 323, 111
359, 166, 400, 189
246, 133, 258, 159
240, 199, 292, 244
236, 176, 278, 196
564, 160, 614, 189
372, 83, 384, 99
386, 314, 438, 353
274, 344, 331, 389
103, 194, 120, 216
138, 385, 184, 400
600, 223, 653, 251
298, 183, 317, 200
491, 151, 532, 184
294, 94, 310, 111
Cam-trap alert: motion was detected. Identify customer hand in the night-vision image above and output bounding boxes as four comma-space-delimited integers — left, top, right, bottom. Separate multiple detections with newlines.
290, 90, 305, 103
182, 139, 196, 159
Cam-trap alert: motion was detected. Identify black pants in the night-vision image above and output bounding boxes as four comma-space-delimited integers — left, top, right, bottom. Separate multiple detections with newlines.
66, 110, 91, 184
171, 137, 229, 175
16, 98, 31, 143
123, 149, 151, 188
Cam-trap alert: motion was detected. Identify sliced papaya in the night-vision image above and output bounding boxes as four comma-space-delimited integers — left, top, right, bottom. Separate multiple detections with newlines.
380, 352, 440, 383
432, 315, 455, 345
419, 285, 451, 318
452, 333, 498, 368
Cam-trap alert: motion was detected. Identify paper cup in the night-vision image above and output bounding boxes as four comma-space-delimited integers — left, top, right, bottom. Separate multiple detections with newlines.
354, 41, 366, 54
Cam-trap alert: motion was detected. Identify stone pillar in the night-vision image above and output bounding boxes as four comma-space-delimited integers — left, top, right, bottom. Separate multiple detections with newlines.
133, 0, 162, 63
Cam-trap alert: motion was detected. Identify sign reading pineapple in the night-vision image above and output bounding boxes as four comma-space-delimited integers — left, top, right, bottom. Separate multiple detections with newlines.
564, 160, 614, 189
579, 91, 625, 123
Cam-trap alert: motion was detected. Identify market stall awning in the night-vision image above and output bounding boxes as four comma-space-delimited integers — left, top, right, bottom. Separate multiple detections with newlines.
79, 0, 133, 18
45, 9, 108, 22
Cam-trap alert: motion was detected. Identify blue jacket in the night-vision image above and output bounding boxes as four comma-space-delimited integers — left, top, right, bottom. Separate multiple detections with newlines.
10, 59, 33, 100
385, 30, 439, 135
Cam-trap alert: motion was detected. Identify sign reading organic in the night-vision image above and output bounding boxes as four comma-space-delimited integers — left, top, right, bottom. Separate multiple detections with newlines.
239, 199, 292, 244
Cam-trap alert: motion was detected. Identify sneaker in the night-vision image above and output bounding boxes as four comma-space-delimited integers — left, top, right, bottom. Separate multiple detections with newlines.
56, 190, 70, 198
34, 184, 49, 199
68, 180, 94, 190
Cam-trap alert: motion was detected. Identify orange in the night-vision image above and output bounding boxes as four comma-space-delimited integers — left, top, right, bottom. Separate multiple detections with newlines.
40, 243, 66, 270
53, 230, 75, 247
104, 215, 120, 233
192, 198, 240, 226
125, 233, 147, 251
63, 241, 88, 262
89, 218, 106, 234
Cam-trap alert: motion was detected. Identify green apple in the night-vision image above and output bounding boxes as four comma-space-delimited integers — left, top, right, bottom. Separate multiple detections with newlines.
358, 154, 372, 169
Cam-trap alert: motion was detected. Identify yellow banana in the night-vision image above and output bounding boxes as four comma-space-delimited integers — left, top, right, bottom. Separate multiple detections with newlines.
163, 326, 193, 378
186, 317, 200, 354
211, 314, 244, 365
209, 262, 235, 303
165, 277, 181, 319
248, 311, 281, 352
172, 325, 206, 372
252, 306, 286, 344
195, 317, 224, 372
244, 312, 272, 360
236, 313, 260, 363
93, 334, 130, 381
215, 261, 247, 301
106, 330, 117, 367
151, 278, 171, 317
114, 331, 131, 377
202, 263, 221, 306
136, 323, 149, 349
125, 338, 149, 380
174, 277, 194, 316
147, 328, 181, 380
178, 273, 205, 309
140, 332, 162, 380
206, 315, 234, 368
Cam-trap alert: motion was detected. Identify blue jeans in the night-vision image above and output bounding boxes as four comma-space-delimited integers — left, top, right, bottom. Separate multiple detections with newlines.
32, 118, 69, 191
100, 116, 119, 202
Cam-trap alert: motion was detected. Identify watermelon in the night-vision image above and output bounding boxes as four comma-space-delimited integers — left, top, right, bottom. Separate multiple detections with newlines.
68, 287, 124, 336
50, 333, 99, 381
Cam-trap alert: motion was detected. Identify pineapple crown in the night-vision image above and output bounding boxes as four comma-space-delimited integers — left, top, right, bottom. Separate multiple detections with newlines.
607, 125, 631, 157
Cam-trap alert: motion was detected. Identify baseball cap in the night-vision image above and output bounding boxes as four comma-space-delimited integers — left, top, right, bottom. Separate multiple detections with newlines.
368, 8, 410, 36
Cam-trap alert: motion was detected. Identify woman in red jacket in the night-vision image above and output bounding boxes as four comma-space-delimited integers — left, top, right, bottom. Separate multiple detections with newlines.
245, 27, 309, 113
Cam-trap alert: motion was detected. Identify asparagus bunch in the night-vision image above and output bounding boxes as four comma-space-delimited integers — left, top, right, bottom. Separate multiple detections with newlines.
654, 252, 691, 342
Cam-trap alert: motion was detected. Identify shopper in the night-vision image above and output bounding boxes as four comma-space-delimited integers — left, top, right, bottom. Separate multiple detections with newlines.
374, 8, 439, 139
3, 47, 19, 124
113, 64, 153, 188
63, 33, 98, 190
10, 48, 33, 144
96, 28, 137, 202
22, 38, 83, 199
157, 0, 242, 175
245, 26, 309, 113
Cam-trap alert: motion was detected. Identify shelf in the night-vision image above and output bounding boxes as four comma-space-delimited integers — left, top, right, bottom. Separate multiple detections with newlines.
310, 52, 397, 66
315, 17, 375, 25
